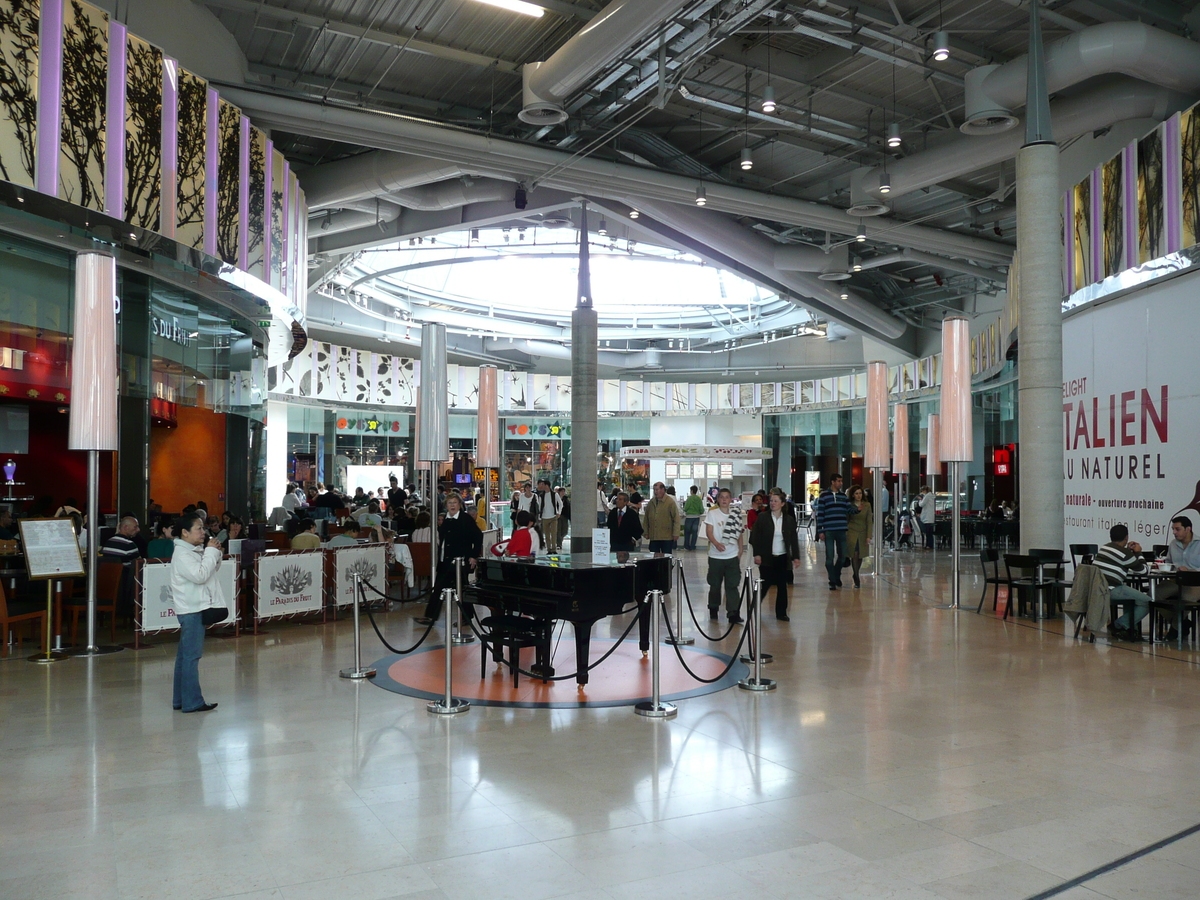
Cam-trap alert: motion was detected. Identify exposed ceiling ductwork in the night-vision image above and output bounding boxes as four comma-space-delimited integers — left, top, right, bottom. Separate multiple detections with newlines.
519, 0, 692, 125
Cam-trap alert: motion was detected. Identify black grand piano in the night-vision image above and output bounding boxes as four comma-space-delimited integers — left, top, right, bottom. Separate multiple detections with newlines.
465, 552, 672, 686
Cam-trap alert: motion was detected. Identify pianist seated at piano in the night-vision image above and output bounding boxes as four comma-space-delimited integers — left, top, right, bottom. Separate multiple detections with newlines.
607, 492, 644, 554
506, 510, 545, 557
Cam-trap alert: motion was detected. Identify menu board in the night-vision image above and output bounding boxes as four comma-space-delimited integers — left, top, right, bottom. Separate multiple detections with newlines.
706, 463, 720, 479
677, 463, 692, 477
664, 462, 678, 478
18, 518, 85, 580
720, 463, 733, 477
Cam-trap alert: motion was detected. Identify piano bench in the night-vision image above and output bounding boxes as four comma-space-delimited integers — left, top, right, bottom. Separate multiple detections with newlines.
479, 615, 551, 687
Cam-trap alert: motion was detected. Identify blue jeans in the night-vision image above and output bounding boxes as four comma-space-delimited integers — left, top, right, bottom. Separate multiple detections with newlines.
823, 531, 847, 586
683, 518, 700, 550
1112, 584, 1152, 628
597, 512, 607, 527
173, 612, 207, 711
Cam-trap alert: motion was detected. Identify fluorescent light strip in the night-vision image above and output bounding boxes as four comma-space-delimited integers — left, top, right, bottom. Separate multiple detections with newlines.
471, 0, 545, 17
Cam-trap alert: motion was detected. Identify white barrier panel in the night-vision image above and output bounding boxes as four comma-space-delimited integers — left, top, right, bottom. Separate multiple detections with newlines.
138, 558, 239, 633
330, 543, 389, 608
255, 551, 325, 619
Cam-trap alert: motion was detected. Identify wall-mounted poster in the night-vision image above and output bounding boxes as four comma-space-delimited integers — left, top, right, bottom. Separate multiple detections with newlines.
139, 558, 238, 631
124, 32, 161, 228
246, 126, 265, 280
1102, 155, 1124, 277
330, 543, 388, 609
0, 0, 40, 189
1138, 127, 1164, 264
1073, 177, 1091, 289
255, 550, 323, 619
175, 68, 205, 250
216, 98, 239, 264
59, 0, 108, 211
1183, 106, 1200, 249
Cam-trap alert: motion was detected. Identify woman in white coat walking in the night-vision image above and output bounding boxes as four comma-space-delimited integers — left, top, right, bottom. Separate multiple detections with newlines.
171, 513, 225, 713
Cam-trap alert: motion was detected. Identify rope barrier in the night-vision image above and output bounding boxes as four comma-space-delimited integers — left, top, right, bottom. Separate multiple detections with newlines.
681, 571, 743, 642
359, 577, 435, 605
661, 592, 756, 684
358, 579, 439, 655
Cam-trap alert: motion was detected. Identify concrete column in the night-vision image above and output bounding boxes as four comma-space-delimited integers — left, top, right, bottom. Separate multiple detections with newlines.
1016, 141, 1064, 553
570, 306, 598, 553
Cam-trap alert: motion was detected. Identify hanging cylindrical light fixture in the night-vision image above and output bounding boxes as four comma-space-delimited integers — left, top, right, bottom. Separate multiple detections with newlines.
597, 218, 608, 236
856, 220, 867, 242
887, 122, 902, 147
761, 84, 776, 114
69, 252, 119, 451
740, 147, 753, 171
418, 324, 448, 463
932, 30, 951, 61
926, 413, 941, 484
939, 316, 973, 462
864, 362, 889, 469
878, 173, 892, 194
695, 183, 707, 206
477, 365, 499, 469
628, 208, 639, 219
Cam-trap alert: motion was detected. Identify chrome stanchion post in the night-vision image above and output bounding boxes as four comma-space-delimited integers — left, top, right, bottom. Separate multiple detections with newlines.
636, 589, 677, 718
451, 556, 474, 645
664, 558, 693, 646
428, 587, 470, 715
950, 460, 962, 609
740, 571, 773, 665
340, 574, 376, 679
739, 578, 776, 692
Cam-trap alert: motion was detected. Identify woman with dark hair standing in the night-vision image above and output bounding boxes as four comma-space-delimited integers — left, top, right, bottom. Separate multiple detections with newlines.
845, 484, 872, 588
170, 513, 224, 713
749, 488, 801, 620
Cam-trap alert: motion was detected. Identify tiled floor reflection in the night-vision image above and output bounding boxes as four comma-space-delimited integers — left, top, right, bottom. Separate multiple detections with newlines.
4, 541, 1200, 900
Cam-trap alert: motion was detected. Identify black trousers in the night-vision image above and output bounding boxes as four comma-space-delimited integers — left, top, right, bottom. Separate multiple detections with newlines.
424, 560, 465, 620
759, 554, 792, 618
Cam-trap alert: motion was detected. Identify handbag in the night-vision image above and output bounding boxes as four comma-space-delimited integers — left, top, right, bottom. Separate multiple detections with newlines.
201, 605, 228, 626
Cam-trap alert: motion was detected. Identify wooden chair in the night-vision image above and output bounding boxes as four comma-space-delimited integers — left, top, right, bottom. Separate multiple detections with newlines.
976, 549, 1005, 613
408, 542, 432, 592
67, 563, 121, 645
265, 531, 291, 551
0, 579, 45, 649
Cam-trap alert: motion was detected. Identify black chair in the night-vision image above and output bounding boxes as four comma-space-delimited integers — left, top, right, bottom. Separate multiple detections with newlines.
1153, 544, 1169, 558
976, 549, 1005, 613
1150, 571, 1200, 644
1004, 554, 1063, 619
467, 602, 552, 687
1069, 543, 1098, 569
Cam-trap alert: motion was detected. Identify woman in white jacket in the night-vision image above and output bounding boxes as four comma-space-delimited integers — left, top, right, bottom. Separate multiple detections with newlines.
171, 513, 225, 713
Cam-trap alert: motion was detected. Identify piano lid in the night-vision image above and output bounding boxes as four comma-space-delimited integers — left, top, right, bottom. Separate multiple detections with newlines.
496, 552, 667, 571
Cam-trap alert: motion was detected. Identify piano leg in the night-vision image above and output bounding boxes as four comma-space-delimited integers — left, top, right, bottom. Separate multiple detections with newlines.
572, 619, 599, 686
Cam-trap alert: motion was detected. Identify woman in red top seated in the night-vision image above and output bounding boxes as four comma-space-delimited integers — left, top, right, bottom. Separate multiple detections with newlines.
506, 510, 543, 557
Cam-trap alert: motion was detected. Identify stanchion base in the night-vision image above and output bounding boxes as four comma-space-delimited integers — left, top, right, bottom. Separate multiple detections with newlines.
427, 698, 471, 715
664, 636, 695, 646
64, 644, 124, 656
635, 701, 678, 718
29, 650, 69, 664
339, 667, 376, 679
739, 652, 774, 664
738, 677, 777, 692
450, 633, 476, 645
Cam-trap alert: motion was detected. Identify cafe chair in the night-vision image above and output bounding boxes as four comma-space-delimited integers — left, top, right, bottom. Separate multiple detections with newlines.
1150, 571, 1200, 643
1003, 554, 1056, 620
1153, 544, 1169, 558
0, 578, 45, 649
1069, 543, 1098, 569
67, 563, 121, 645
408, 542, 432, 593
976, 549, 1006, 613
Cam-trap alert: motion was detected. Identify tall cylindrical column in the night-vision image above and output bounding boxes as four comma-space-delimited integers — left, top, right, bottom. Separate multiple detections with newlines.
571, 203, 598, 554
477, 365, 499, 466
1016, 143, 1065, 554
926, 413, 941, 494
865, 362, 888, 570
892, 402, 909, 544
940, 316, 973, 608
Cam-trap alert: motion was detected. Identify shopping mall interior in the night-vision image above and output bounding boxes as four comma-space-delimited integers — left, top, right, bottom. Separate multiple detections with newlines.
4, 1, 1200, 899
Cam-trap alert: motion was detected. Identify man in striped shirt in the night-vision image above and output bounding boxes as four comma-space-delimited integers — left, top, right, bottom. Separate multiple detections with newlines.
1094, 523, 1150, 641
816, 473, 852, 591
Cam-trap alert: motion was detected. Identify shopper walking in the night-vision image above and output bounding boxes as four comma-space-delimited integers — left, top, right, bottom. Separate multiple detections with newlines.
845, 485, 872, 588
682, 485, 704, 550
170, 513, 225, 713
705, 488, 745, 623
749, 488, 801, 620
815, 472, 851, 590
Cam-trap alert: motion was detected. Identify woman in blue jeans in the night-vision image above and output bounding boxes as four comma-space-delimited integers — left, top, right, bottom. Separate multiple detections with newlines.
170, 513, 225, 713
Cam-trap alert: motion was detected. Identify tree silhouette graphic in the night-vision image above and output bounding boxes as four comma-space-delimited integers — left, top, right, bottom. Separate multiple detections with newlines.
0, 0, 39, 187
59, 0, 107, 211
270, 564, 312, 595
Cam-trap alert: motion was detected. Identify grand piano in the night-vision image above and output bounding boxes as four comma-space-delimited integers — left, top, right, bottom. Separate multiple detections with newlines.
465, 552, 672, 686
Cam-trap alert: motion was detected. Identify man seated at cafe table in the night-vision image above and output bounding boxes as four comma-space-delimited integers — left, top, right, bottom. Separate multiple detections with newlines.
325, 520, 362, 548
290, 519, 321, 550
1158, 515, 1200, 639
1094, 523, 1151, 642
101, 516, 146, 562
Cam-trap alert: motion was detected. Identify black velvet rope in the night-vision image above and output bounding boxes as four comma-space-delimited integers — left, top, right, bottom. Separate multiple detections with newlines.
357, 579, 438, 655
661, 592, 755, 684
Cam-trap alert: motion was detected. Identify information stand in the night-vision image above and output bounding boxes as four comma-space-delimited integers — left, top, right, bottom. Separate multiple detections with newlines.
18, 518, 85, 663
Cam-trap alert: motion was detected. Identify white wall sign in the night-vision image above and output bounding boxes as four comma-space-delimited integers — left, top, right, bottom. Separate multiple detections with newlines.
255, 551, 325, 618
1062, 273, 1198, 550
330, 543, 388, 608
139, 559, 239, 632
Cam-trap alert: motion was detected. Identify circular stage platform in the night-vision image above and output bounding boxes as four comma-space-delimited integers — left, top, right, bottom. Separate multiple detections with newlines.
369, 639, 748, 709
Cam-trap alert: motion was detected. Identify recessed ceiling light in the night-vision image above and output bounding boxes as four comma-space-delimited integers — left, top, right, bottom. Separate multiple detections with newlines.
471, 0, 544, 17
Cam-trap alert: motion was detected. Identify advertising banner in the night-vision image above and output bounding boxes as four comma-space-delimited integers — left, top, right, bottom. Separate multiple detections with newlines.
255, 551, 325, 619
138, 558, 239, 632
1061, 273, 1200, 550
329, 543, 388, 608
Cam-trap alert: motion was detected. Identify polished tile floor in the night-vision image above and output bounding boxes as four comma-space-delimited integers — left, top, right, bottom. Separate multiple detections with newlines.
4, 541, 1200, 900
